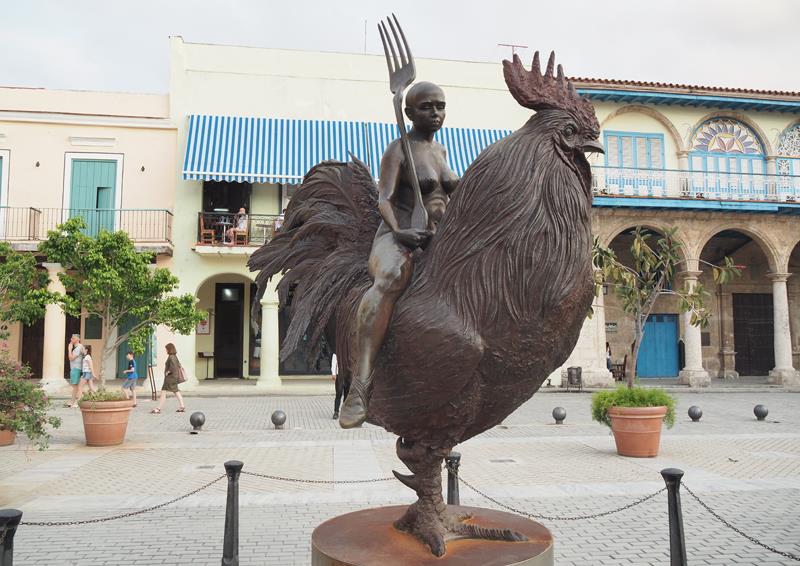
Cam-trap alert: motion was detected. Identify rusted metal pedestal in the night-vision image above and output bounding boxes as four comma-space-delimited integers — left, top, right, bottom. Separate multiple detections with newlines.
311, 505, 554, 566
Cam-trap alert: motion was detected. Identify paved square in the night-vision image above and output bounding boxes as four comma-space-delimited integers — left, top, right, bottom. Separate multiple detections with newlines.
2, 390, 799, 565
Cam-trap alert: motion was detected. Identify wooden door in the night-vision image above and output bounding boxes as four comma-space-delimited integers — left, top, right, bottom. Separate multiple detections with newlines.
733, 293, 774, 376
21, 318, 45, 379
214, 283, 244, 378
70, 159, 117, 236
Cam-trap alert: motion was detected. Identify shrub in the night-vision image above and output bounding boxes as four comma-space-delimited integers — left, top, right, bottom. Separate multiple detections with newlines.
0, 357, 62, 450
591, 386, 676, 429
79, 389, 128, 404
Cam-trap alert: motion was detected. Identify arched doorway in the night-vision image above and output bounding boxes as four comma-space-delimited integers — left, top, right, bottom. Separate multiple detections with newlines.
699, 230, 774, 377
605, 227, 683, 378
196, 273, 258, 379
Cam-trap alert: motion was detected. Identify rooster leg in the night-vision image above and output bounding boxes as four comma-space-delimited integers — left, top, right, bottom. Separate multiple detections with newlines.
392, 438, 528, 557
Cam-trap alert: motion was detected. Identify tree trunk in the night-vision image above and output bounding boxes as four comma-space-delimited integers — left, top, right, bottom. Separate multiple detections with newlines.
628, 318, 644, 389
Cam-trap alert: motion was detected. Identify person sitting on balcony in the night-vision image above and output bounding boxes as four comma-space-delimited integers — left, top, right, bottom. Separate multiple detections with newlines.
225, 207, 249, 244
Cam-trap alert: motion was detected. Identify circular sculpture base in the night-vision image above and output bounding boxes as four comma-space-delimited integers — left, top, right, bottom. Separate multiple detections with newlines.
311, 505, 553, 566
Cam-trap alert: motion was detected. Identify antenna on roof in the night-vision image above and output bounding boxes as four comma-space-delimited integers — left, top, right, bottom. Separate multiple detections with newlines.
498, 43, 528, 57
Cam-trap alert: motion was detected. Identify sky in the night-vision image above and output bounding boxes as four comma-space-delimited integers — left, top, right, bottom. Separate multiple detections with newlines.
1, 0, 798, 94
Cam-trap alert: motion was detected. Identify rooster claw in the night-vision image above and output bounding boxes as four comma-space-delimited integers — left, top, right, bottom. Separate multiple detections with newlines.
392, 470, 418, 491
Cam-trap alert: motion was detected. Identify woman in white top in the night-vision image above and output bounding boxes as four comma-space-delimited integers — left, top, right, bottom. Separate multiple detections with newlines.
78, 345, 98, 398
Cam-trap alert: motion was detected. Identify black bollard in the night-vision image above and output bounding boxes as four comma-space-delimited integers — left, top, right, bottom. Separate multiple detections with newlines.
0, 509, 23, 566
221, 461, 244, 566
660, 468, 688, 566
445, 451, 461, 506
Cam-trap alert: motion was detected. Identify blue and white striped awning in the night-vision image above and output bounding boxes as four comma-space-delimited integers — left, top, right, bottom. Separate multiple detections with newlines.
182, 114, 512, 183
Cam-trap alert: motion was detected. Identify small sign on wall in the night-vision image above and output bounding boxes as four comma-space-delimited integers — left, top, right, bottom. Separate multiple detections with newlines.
196, 318, 210, 335
605, 322, 618, 333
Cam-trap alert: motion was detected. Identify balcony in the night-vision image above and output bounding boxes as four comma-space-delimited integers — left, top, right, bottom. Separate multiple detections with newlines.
591, 166, 800, 213
195, 212, 280, 254
0, 207, 174, 253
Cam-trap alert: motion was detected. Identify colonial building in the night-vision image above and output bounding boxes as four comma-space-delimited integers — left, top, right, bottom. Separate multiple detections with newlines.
0, 86, 177, 391
4, 39, 799, 392
167, 38, 800, 390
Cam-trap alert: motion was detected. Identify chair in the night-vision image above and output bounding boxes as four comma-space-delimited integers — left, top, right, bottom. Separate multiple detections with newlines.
199, 215, 215, 245
565, 366, 583, 392
233, 228, 249, 246
611, 355, 628, 381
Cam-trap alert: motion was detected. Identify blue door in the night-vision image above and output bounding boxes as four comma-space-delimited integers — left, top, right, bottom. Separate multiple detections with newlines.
70, 159, 117, 237
637, 314, 679, 378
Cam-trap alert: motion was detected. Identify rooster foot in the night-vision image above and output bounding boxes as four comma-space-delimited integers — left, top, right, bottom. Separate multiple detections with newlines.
395, 504, 528, 557
393, 437, 527, 557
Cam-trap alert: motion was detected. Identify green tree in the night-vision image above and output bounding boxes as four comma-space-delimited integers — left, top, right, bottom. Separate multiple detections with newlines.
39, 218, 205, 384
593, 227, 740, 388
0, 242, 56, 340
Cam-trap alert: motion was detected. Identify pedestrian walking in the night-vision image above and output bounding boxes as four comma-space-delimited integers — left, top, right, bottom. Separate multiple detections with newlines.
121, 351, 139, 407
77, 345, 98, 399
65, 334, 86, 407
151, 343, 186, 414
331, 353, 349, 420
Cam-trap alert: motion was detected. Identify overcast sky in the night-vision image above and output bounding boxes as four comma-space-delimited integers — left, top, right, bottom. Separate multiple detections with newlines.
2, 0, 797, 94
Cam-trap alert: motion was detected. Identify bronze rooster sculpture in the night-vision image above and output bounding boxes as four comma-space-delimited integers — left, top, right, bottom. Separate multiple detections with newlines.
249, 52, 603, 556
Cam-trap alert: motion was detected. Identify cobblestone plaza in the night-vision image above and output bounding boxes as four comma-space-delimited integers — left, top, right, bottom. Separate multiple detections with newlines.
2, 390, 799, 565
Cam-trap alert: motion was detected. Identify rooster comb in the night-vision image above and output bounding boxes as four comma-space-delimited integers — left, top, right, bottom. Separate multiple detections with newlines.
503, 51, 599, 132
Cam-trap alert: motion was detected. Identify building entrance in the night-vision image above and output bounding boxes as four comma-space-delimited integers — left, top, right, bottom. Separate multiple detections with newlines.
214, 283, 244, 377
636, 314, 679, 377
733, 293, 774, 376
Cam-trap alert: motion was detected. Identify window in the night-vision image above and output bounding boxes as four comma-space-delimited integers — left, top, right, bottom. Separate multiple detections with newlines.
202, 181, 251, 214
603, 132, 665, 196
84, 315, 103, 339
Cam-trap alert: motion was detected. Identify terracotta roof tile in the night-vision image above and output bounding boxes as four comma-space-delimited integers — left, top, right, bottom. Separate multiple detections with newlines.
570, 77, 800, 100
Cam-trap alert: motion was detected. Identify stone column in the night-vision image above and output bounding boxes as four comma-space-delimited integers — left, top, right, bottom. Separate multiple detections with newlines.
257, 285, 281, 390
677, 151, 689, 198
677, 270, 710, 387
560, 284, 614, 388
765, 157, 778, 199
40, 263, 68, 394
717, 291, 738, 379
768, 273, 800, 385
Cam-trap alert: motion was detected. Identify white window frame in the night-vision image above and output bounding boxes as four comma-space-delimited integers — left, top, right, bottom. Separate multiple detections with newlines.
62, 152, 124, 227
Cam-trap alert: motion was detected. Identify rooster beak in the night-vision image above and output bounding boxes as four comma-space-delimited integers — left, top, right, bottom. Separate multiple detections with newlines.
581, 139, 605, 154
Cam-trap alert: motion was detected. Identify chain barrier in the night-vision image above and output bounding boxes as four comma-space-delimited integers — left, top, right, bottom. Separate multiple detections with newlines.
240, 470, 395, 485
453, 471, 666, 521
20, 474, 226, 527
683, 484, 800, 563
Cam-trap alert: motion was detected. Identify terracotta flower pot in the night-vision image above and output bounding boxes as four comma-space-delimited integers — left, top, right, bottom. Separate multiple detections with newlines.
79, 399, 134, 447
608, 405, 667, 458
0, 429, 16, 447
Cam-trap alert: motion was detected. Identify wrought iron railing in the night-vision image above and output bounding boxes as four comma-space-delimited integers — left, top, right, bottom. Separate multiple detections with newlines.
196, 212, 281, 246
591, 166, 800, 203
0, 207, 173, 243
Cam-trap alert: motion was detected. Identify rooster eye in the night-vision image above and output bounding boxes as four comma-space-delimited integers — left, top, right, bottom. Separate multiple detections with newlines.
563, 125, 576, 137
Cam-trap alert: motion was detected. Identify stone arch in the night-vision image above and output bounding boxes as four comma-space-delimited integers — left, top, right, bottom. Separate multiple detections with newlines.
599, 105, 685, 153
599, 220, 689, 256
195, 272, 255, 295
695, 223, 780, 273
687, 112, 773, 156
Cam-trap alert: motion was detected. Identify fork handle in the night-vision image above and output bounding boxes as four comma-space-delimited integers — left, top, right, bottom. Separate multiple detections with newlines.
392, 97, 428, 232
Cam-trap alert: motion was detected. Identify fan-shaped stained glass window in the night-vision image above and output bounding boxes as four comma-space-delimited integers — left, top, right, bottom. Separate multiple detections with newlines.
690, 118, 763, 155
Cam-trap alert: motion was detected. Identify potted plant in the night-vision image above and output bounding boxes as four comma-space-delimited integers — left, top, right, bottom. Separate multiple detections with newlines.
79, 389, 134, 446
592, 386, 675, 457
0, 358, 62, 450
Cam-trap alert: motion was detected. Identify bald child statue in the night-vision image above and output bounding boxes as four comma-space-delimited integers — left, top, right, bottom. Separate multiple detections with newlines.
339, 82, 459, 428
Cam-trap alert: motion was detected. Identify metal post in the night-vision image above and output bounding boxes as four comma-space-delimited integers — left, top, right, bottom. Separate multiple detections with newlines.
445, 451, 461, 506
221, 461, 243, 566
660, 468, 688, 566
0, 509, 23, 566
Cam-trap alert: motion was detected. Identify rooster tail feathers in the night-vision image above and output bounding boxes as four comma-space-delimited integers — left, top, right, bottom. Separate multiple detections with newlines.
248, 157, 380, 362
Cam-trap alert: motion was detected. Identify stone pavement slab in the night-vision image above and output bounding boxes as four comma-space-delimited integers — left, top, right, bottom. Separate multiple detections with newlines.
2, 391, 799, 565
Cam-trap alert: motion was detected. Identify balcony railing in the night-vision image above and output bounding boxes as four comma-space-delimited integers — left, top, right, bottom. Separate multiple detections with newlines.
197, 212, 281, 247
0, 207, 173, 243
591, 166, 800, 203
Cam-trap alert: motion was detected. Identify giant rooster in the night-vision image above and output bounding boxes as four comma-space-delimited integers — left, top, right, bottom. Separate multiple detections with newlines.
249, 52, 603, 556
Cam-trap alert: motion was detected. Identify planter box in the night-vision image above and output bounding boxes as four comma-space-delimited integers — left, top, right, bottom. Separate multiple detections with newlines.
609, 405, 667, 458
0, 429, 16, 446
79, 399, 134, 446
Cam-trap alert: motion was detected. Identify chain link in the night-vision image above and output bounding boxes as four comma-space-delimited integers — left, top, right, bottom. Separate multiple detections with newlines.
452, 466, 666, 521
683, 484, 800, 562
20, 474, 226, 527
240, 470, 395, 485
